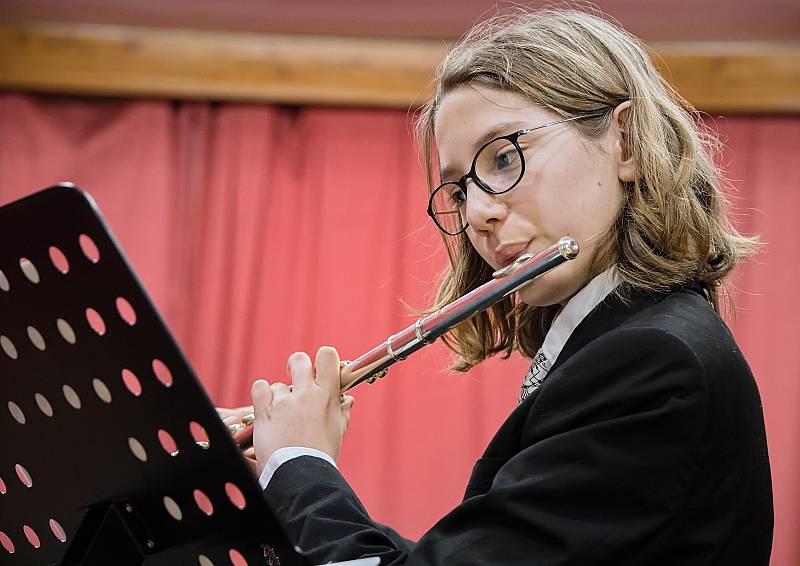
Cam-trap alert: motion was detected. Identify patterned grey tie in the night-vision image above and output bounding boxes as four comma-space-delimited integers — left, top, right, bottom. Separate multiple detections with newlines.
519, 348, 551, 403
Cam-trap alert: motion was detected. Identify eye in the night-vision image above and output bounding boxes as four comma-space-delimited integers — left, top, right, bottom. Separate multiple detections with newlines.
445, 185, 466, 206
495, 147, 520, 170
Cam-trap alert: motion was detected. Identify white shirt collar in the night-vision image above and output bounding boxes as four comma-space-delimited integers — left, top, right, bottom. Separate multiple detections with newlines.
541, 267, 621, 367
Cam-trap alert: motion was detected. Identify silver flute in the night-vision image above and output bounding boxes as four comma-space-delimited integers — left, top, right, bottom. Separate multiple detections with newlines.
231, 236, 579, 450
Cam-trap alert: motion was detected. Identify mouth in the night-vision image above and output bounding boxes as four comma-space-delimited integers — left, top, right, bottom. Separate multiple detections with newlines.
495, 242, 532, 268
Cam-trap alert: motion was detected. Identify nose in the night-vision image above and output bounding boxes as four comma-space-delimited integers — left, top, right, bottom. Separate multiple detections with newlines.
464, 182, 507, 232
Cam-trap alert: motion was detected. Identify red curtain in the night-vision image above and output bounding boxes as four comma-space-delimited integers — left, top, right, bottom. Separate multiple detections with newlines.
1, 93, 798, 565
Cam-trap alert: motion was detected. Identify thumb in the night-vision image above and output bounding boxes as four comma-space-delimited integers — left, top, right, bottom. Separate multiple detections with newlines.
251, 379, 273, 420
341, 394, 355, 432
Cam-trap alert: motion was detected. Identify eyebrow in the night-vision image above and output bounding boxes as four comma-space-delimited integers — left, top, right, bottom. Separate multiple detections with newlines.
439, 120, 528, 182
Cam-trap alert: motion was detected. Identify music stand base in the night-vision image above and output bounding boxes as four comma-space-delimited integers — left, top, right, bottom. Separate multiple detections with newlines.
61, 504, 147, 566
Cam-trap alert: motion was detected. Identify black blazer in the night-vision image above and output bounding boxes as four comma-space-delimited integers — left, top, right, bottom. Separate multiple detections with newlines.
264, 285, 773, 565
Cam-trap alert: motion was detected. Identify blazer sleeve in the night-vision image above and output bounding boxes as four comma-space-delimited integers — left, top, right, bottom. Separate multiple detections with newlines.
263, 327, 709, 566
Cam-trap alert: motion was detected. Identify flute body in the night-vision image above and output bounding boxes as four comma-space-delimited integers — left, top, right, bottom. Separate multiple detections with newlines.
232, 237, 579, 450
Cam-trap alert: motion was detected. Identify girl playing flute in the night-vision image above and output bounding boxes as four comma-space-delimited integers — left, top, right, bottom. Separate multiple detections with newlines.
224, 9, 773, 565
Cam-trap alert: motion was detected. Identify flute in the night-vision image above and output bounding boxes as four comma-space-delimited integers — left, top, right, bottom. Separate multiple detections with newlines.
231, 236, 579, 450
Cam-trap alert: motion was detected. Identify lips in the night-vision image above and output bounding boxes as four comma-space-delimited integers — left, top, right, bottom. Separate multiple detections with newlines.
494, 242, 531, 268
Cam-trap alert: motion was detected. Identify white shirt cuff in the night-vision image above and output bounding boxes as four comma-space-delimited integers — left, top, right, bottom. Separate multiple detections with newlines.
258, 446, 337, 490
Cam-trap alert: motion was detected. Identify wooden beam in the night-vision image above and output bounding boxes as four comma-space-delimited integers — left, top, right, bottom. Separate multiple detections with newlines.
1, 22, 798, 113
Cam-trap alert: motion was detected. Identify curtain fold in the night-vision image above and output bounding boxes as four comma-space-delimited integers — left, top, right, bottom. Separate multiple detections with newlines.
0, 93, 797, 564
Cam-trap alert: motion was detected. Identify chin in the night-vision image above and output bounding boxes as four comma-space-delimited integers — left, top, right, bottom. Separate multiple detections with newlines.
517, 269, 584, 307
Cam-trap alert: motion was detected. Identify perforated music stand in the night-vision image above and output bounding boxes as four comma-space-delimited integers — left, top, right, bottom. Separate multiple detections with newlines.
0, 185, 311, 566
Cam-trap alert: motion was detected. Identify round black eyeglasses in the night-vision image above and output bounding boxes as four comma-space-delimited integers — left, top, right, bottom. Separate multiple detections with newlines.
427, 113, 602, 236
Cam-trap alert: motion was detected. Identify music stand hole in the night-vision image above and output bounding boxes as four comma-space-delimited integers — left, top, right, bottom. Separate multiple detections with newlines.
0, 270, 8, 292
62, 384, 82, 409
23, 525, 41, 549
0, 477, 6, 494
189, 421, 210, 449
92, 378, 112, 403
128, 437, 147, 463
57, 319, 77, 344
15, 464, 32, 488
158, 429, 178, 456
27, 326, 46, 351
152, 359, 173, 388
224, 482, 247, 510
1, 336, 18, 360
48, 246, 70, 274
85, 308, 106, 335
7, 401, 25, 424
116, 297, 137, 326
19, 258, 40, 284
163, 496, 182, 521
198, 555, 215, 566
49, 519, 67, 543
121, 369, 143, 397
35, 393, 54, 417
193, 489, 214, 516
0, 531, 14, 554
229, 548, 248, 566
79, 234, 101, 263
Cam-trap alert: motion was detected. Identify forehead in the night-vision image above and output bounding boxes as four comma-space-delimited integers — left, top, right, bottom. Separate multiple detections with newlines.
433, 85, 550, 153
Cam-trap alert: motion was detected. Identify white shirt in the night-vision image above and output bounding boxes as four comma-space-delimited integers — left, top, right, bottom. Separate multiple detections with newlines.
258, 267, 620, 490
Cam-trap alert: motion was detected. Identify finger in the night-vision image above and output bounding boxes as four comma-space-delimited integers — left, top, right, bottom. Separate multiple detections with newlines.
216, 406, 253, 421
270, 382, 291, 400
341, 395, 355, 409
243, 454, 259, 477
315, 346, 341, 397
242, 446, 256, 459
287, 352, 315, 389
251, 380, 273, 420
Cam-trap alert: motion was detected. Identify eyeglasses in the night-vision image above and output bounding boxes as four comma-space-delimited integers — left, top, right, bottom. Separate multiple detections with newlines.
427, 114, 602, 236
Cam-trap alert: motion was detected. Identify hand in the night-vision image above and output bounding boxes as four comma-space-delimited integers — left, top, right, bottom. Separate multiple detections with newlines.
250, 346, 355, 477
215, 405, 259, 476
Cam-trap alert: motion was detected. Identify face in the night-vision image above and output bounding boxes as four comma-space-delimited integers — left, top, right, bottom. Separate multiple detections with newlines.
433, 84, 630, 306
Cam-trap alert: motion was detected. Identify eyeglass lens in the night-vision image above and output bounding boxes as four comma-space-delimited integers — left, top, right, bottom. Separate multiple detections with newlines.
430, 138, 524, 234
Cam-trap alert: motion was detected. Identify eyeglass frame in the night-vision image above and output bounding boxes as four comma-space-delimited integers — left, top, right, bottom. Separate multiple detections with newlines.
427, 112, 605, 236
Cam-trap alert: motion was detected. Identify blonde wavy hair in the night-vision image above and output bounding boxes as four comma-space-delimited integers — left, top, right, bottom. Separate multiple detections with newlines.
416, 9, 756, 371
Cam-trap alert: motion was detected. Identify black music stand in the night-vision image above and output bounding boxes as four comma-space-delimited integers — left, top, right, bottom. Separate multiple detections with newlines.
0, 185, 312, 566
